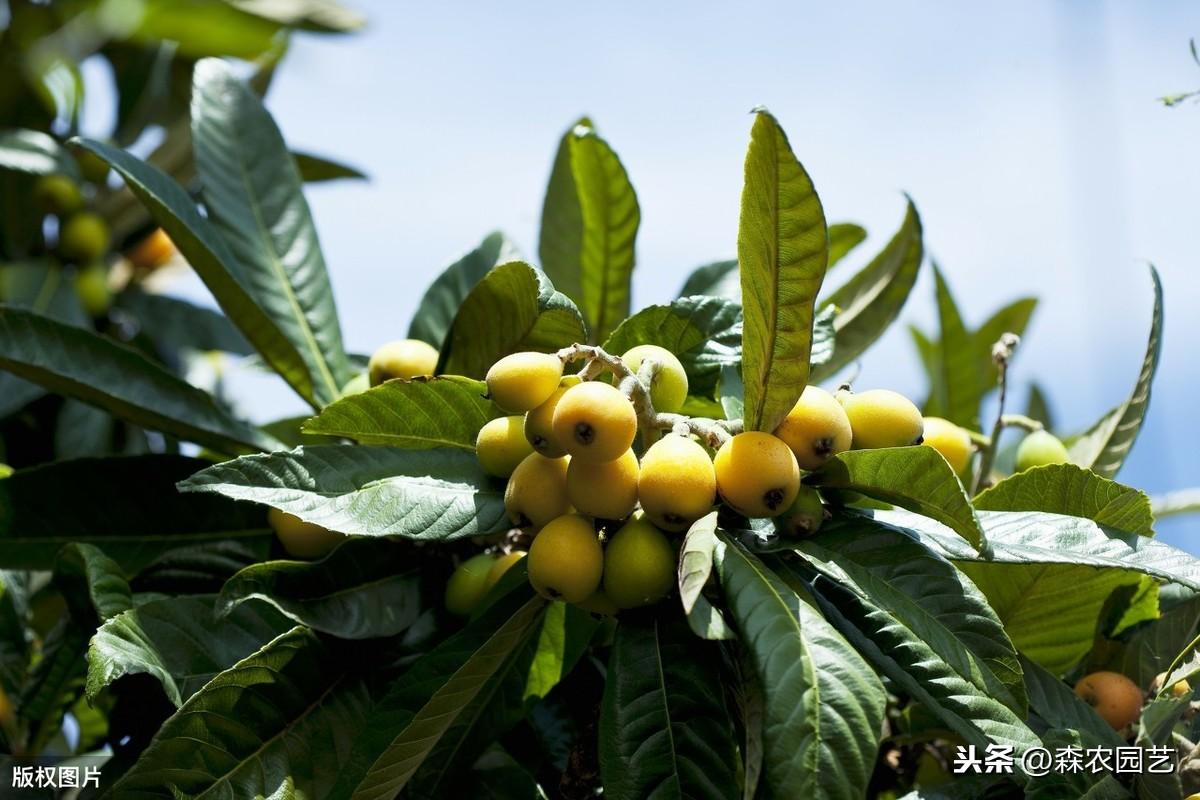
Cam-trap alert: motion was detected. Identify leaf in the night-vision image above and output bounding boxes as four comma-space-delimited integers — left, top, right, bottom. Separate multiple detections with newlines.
228, 0, 367, 32
1151, 489, 1200, 519
1019, 655, 1123, 747
1068, 265, 1163, 478
408, 231, 521, 348
53, 543, 133, 624
302, 376, 496, 449
0, 306, 277, 454
72, 138, 319, 407
128, 0, 285, 58
17, 618, 89, 753
974, 297, 1038, 387
0, 455, 272, 571
538, 118, 640, 343
440, 261, 587, 378
0, 129, 80, 177
1026, 382, 1056, 431
108, 626, 376, 798
714, 532, 885, 800
808, 447, 987, 551
927, 263, 979, 428
0, 572, 29, 693
192, 58, 351, 406
677, 259, 739, 301
340, 592, 547, 799
975, 464, 1154, 536
737, 109, 829, 433
116, 288, 253, 356
719, 363, 745, 422
178, 445, 509, 542
810, 199, 923, 383
218, 537, 423, 639
679, 512, 719, 614
598, 613, 739, 800
827, 223, 867, 269
810, 304, 838, 368
87, 593, 292, 706
292, 150, 368, 182
602, 296, 743, 397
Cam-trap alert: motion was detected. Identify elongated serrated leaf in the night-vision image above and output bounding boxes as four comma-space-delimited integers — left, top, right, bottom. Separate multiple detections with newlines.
928, 263, 978, 427
714, 532, 884, 800
539, 119, 639, 343
738, 109, 828, 432
108, 626, 375, 799
409, 232, 520, 348
808, 446, 986, 551
1151, 489, 1200, 520
769, 555, 1038, 770
292, 150, 367, 182
0, 455, 272, 570
179, 445, 508, 542
602, 296, 742, 397
0, 129, 79, 177
975, 464, 1154, 536
302, 376, 495, 449
87, 593, 292, 706
679, 512, 719, 614
53, 543, 132, 624
1068, 265, 1163, 478
0, 306, 276, 454
72, 138, 318, 406
440, 261, 587, 378
677, 259, 739, 300
599, 614, 739, 800
116, 288, 253, 356
811, 199, 922, 383
218, 537, 422, 639
192, 58, 350, 406
827, 223, 867, 269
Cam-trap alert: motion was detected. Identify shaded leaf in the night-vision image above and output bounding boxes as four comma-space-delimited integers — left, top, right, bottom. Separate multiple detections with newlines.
53, 543, 132, 624
826, 223, 867, 269
293, 150, 367, 182
409, 231, 520, 348
677, 259, 738, 301
116, 288, 253, 356
0, 129, 79, 177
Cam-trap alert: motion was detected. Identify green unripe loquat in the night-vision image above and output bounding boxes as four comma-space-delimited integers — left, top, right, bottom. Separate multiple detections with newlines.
75, 147, 111, 184
1015, 430, 1070, 472
445, 552, 499, 615
621, 344, 689, 413
33, 174, 82, 215
486, 351, 564, 412
567, 447, 639, 520
476, 416, 535, 478
484, 550, 526, 593
59, 212, 110, 263
339, 372, 370, 397
603, 515, 676, 609
268, 507, 345, 560
637, 434, 716, 531
368, 339, 439, 385
74, 262, 111, 317
575, 588, 620, 617
504, 453, 571, 530
714, 432, 801, 518
524, 375, 581, 457
552, 380, 637, 463
0, 464, 12, 479
921, 416, 974, 474
773, 385, 853, 470
838, 388, 924, 450
527, 514, 603, 603
775, 485, 825, 537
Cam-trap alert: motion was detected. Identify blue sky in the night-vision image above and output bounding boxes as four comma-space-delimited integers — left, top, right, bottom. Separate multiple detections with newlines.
129, 2, 1200, 548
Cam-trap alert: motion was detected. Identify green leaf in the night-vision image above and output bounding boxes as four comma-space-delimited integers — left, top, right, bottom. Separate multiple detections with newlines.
87, 593, 292, 706
228, 0, 366, 32
341, 593, 546, 799
292, 150, 367, 182
128, 0, 285, 58
538, 118, 640, 343
408, 231, 520, 348
737, 109, 828, 433
599, 613, 739, 800
0, 455, 272, 571
677, 259, 739, 301
520, 599, 597, 704
17, 618, 89, 753
1151, 489, 1200, 520
1068, 265, 1163, 478
179, 445, 509, 542
975, 464, 1154, 536
302, 376, 496, 449
927, 263, 978, 428
1025, 382, 1056, 431
108, 626, 375, 798
811, 199, 923, 383
714, 532, 884, 800
827, 223, 868, 269
602, 296, 742, 397
0, 306, 277, 454
218, 537, 423, 639
72, 138, 319, 407
0, 129, 79, 177
810, 304, 838, 368
0, 572, 29, 694
441, 261, 587, 378
719, 363, 745, 422
192, 58, 351, 406
679, 512, 719, 614
1019, 655, 1123, 747
808, 447, 987, 551
116, 288, 253, 356
53, 543, 133, 624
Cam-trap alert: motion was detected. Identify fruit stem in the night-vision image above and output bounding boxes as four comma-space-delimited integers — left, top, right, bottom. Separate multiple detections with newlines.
654, 414, 739, 449
973, 333, 1020, 495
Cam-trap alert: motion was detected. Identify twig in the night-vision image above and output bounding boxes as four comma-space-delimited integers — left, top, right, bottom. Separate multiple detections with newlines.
973, 333, 1020, 495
